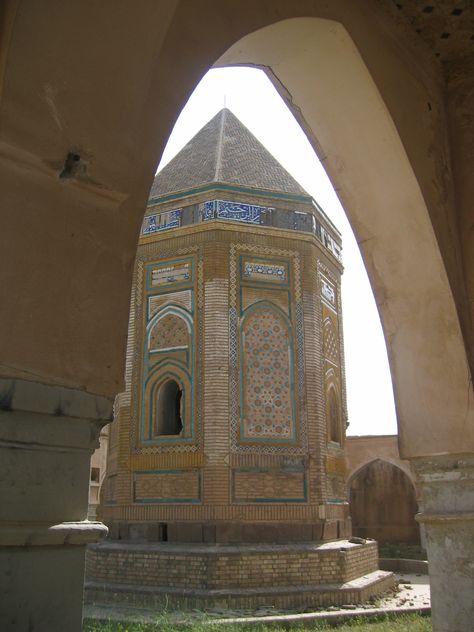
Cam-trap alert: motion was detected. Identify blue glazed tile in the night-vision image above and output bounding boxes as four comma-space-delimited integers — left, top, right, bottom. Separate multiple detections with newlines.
142, 209, 181, 234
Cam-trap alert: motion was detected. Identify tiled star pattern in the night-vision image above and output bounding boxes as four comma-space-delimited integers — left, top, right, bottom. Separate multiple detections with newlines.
243, 308, 292, 438
149, 314, 188, 350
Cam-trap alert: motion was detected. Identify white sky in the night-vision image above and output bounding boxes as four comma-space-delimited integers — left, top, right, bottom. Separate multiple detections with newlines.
157, 67, 397, 436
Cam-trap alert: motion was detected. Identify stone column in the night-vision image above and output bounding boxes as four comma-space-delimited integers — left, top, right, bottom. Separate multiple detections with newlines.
0, 379, 111, 632
413, 454, 474, 632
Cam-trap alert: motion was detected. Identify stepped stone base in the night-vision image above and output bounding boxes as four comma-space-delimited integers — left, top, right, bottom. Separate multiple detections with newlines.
85, 540, 395, 610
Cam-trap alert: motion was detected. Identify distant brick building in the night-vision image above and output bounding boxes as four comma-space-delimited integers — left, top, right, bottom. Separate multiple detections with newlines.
88, 426, 108, 519
89, 109, 393, 608
346, 435, 421, 544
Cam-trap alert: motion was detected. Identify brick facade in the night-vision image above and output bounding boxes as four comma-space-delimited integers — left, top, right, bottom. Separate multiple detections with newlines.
90, 110, 392, 608
86, 540, 393, 609
102, 218, 349, 540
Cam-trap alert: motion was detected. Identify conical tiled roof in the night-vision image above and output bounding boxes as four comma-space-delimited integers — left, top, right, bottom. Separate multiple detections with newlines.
150, 108, 309, 200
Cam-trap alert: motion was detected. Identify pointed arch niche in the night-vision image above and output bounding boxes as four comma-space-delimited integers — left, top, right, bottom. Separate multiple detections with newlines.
327, 383, 342, 445
140, 304, 194, 443
154, 378, 183, 436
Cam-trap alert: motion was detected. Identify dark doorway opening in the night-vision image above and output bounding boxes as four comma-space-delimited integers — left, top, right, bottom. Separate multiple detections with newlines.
155, 379, 183, 436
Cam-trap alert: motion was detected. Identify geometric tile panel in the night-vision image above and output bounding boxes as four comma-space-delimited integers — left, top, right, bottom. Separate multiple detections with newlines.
150, 260, 192, 287
323, 316, 339, 366
134, 469, 200, 503
321, 277, 336, 306
149, 314, 189, 351
233, 469, 306, 502
241, 306, 294, 440
242, 259, 287, 283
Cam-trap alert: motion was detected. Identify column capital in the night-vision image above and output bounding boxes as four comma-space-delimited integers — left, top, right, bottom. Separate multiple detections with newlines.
411, 453, 474, 517
409, 452, 474, 631
0, 521, 107, 547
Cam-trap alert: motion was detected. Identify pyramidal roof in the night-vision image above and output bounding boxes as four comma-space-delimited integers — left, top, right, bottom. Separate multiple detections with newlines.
149, 108, 309, 200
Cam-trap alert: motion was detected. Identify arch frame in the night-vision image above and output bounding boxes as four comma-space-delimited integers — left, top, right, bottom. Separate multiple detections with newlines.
142, 362, 193, 444
348, 457, 421, 544
2, 5, 473, 631
215, 15, 474, 459
347, 457, 416, 492
140, 302, 195, 445
151, 374, 184, 438
326, 381, 343, 446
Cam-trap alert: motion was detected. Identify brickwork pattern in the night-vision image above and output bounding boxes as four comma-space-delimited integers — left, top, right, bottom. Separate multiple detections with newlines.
86, 570, 395, 611
134, 470, 200, 503
86, 541, 378, 590
103, 504, 348, 527
148, 290, 192, 318
233, 469, 306, 502
102, 220, 347, 525
149, 314, 189, 350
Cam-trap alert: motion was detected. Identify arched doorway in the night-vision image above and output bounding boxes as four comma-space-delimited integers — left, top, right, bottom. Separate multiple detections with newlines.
349, 459, 419, 544
154, 379, 183, 436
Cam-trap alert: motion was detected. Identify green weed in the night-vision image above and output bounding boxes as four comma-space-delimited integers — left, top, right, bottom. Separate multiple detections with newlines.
83, 612, 432, 631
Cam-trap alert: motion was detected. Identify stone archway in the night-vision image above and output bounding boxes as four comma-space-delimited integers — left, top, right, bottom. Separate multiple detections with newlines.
1, 4, 473, 631
216, 17, 473, 460
349, 459, 420, 544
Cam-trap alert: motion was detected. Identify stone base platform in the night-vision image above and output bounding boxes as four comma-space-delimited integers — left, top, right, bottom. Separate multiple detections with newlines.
85, 540, 395, 610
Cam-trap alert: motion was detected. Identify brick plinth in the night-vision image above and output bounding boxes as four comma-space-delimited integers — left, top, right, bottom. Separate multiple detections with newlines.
85, 540, 394, 609
106, 518, 351, 544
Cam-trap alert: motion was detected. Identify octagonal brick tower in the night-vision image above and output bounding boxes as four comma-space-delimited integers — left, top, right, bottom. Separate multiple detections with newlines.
102, 108, 349, 543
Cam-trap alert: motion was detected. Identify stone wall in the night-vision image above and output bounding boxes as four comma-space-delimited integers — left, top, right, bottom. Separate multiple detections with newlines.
102, 202, 348, 539
87, 540, 377, 588
85, 539, 392, 609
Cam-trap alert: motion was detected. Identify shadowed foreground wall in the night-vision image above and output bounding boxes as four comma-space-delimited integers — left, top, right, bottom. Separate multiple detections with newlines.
1, 2, 473, 630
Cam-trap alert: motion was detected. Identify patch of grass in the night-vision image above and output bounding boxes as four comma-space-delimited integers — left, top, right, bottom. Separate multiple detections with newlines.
83, 613, 432, 631
378, 543, 427, 561
323, 614, 431, 630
